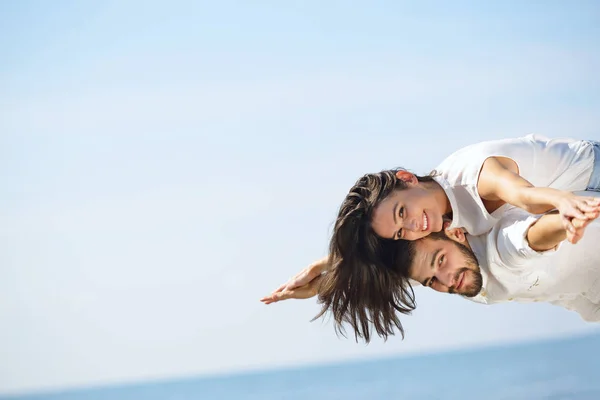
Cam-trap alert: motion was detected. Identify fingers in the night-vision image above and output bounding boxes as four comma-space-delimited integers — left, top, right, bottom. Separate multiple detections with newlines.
261, 276, 323, 305
561, 209, 597, 234
578, 196, 600, 207
569, 230, 584, 244
259, 295, 273, 304
570, 208, 588, 221
572, 197, 600, 215
260, 293, 281, 305
566, 226, 585, 244
260, 280, 294, 303
571, 211, 599, 230
269, 270, 309, 296
578, 203, 600, 213
260, 287, 314, 304
568, 214, 597, 245
272, 290, 293, 303
261, 262, 327, 305
563, 216, 577, 234
584, 197, 600, 207
272, 283, 288, 294
260, 291, 288, 304
561, 196, 600, 223
284, 267, 323, 291
566, 230, 578, 244
572, 214, 595, 229
572, 218, 586, 230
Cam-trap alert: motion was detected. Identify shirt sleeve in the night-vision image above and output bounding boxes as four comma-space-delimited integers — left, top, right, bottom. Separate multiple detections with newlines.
494, 210, 562, 268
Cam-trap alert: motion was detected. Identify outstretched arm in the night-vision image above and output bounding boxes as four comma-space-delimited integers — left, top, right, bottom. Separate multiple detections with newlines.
526, 210, 599, 252
260, 256, 330, 304
478, 156, 600, 238
260, 274, 324, 304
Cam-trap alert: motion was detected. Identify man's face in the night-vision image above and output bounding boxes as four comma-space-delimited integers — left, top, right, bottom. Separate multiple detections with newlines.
408, 234, 483, 297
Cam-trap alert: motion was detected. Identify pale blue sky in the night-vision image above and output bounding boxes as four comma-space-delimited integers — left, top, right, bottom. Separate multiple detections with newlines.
1, 0, 600, 395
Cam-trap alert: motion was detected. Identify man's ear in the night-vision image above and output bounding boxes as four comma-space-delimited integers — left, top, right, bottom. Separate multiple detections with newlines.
445, 227, 466, 244
395, 170, 418, 185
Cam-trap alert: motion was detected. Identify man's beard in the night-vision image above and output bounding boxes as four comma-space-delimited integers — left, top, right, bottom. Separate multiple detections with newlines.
448, 241, 483, 297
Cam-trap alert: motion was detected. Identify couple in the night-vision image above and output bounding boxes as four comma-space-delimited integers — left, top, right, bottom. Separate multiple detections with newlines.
261, 135, 600, 342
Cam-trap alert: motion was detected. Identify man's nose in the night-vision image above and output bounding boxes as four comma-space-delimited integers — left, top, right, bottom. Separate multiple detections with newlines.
436, 270, 456, 289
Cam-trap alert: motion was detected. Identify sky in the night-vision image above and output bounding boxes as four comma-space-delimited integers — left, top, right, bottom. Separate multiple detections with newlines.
1, 0, 600, 395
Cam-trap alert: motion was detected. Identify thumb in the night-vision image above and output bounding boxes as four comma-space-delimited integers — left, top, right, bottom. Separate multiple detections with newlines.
566, 230, 577, 244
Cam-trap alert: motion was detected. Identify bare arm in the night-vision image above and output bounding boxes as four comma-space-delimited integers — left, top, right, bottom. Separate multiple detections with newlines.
526, 210, 598, 251
478, 156, 600, 235
260, 275, 324, 304
260, 256, 330, 304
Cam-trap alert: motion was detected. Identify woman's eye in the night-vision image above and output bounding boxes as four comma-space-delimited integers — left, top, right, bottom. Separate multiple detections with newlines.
400, 207, 404, 218
429, 277, 437, 287
439, 255, 444, 265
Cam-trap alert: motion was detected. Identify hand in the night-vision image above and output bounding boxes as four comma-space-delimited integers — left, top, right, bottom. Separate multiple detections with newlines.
556, 194, 600, 236
260, 257, 329, 304
566, 210, 599, 244
260, 274, 324, 305
260, 261, 327, 304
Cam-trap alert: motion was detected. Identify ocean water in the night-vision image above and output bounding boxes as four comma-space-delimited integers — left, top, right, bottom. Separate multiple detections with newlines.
5, 332, 600, 400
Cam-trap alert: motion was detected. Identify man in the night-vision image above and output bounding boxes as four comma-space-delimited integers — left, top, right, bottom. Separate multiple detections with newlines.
407, 191, 600, 322
265, 191, 600, 328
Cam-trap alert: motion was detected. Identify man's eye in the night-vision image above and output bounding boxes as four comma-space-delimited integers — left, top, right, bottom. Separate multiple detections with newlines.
399, 207, 404, 218
429, 277, 437, 287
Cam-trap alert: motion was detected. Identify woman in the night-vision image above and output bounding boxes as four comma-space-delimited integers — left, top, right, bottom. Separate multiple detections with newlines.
261, 134, 600, 342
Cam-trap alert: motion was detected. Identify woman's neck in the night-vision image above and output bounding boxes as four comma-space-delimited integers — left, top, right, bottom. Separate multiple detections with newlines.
423, 180, 453, 216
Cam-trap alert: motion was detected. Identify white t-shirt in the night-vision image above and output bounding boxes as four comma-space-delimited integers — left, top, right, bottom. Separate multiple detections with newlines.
433, 134, 595, 235
466, 191, 600, 322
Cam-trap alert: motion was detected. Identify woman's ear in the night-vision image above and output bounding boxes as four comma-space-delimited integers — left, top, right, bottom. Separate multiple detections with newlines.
395, 170, 418, 185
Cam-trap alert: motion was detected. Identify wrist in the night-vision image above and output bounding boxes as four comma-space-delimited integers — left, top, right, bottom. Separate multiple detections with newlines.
552, 191, 572, 210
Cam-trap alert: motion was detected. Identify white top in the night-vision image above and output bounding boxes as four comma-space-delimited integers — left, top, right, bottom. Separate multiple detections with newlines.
433, 134, 595, 235
466, 191, 600, 322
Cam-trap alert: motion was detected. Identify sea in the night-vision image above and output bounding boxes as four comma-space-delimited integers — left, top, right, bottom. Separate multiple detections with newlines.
4, 332, 600, 400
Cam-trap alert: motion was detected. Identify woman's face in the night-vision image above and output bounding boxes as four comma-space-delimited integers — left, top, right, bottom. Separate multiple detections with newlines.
371, 184, 445, 241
